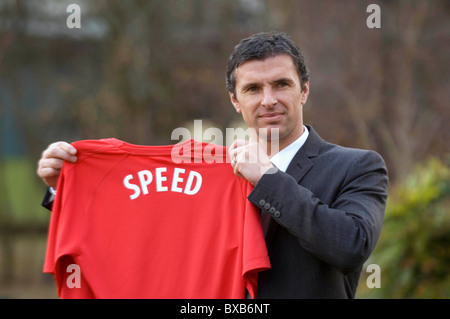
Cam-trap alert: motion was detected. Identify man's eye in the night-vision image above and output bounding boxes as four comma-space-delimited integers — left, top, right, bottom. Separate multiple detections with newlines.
277, 82, 288, 88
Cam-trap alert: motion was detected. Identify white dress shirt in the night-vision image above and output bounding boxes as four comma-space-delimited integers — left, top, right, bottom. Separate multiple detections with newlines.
269, 125, 309, 172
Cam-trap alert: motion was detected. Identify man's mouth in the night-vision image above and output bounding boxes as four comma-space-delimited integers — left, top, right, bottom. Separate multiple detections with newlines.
259, 112, 284, 121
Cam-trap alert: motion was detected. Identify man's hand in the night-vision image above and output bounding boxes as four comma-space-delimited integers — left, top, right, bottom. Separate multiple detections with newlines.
228, 139, 274, 186
37, 141, 78, 189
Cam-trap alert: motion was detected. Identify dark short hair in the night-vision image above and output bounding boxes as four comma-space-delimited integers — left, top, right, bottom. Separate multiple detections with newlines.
226, 31, 310, 97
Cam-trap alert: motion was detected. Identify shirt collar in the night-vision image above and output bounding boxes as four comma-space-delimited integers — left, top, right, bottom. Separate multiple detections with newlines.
270, 126, 309, 172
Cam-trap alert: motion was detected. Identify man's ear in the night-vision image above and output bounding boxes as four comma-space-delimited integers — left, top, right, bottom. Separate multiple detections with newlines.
229, 92, 241, 113
300, 81, 310, 106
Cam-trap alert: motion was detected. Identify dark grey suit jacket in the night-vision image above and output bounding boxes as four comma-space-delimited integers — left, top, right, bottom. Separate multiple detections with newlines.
248, 125, 388, 299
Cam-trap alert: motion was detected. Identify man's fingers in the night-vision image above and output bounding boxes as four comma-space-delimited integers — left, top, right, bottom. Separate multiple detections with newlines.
229, 139, 262, 166
48, 141, 77, 155
37, 156, 64, 179
39, 158, 64, 170
42, 142, 77, 163
248, 127, 258, 143
38, 167, 61, 178
229, 138, 249, 152
228, 139, 249, 163
37, 141, 76, 188
231, 156, 244, 178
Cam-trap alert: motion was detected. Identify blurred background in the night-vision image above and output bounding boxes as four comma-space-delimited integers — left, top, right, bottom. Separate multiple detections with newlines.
0, 0, 448, 298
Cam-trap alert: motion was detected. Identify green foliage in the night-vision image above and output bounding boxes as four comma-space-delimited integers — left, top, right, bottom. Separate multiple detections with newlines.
359, 156, 450, 298
0, 158, 49, 226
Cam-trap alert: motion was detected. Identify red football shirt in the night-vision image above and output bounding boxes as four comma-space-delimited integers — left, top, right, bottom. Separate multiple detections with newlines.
44, 138, 270, 299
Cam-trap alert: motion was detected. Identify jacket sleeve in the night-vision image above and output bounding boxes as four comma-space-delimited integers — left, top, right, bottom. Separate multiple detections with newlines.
247, 150, 388, 274
41, 187, 56, 211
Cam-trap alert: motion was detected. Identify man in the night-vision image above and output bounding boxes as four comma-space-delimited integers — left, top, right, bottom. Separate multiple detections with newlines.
37, 31, 388, 298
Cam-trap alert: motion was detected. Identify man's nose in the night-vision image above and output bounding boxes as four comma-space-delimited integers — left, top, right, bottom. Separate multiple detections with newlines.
261, 87, 277, 107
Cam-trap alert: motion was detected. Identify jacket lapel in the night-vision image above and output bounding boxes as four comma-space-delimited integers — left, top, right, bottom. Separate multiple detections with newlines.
285, 125, 321, 181
264, 125, 322, 245
285, 148, 313, 183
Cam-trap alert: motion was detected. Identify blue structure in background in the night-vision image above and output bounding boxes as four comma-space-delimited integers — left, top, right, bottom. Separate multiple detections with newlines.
0, 86, 26, 157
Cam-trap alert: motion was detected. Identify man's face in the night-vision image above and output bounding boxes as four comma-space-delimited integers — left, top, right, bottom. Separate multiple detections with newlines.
230, 54, 309, 148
